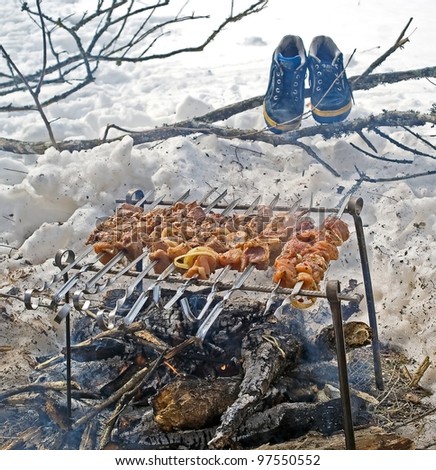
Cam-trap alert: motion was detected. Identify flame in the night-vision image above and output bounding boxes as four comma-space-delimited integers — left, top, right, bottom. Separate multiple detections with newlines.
164, 360, 182, 376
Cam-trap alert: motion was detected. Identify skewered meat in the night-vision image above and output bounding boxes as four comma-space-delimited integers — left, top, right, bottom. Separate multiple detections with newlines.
86, 201, 295, 267
273, 216, 350, 294
240, 239, 270, 271
86, 201, 350, 309
174, 247, 220, 280
148, 249, 172, 275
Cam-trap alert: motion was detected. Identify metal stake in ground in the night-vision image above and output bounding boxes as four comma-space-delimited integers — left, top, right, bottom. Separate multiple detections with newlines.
347, 197, 383, 391
326, 279, 356, 450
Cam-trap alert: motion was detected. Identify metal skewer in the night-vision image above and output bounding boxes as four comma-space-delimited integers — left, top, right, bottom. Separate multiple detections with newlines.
163, 276, 198, 310
196, 264, 255, 341
272, 281, 304, 318
195, 265, 231, 320
244, 195, 261, 215
94, 260, 158, 330
336, 194, 351, 219
123, 262, 175, 325
262, 281, 281, 316
73, 250, 150, 310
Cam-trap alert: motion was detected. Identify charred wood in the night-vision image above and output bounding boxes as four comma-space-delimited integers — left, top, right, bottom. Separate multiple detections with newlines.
258, 426, 415, 450
111, 396, 370, 450
314, 321, 372, 361
208, 321, 302, 449
79, 421, 99, 450
66, 337, 127, 362
0, 380, 81, 403
152, 376, 241, 432
235, 397, 371, 449
1, 426, 45, 450
267, 377, 319, 405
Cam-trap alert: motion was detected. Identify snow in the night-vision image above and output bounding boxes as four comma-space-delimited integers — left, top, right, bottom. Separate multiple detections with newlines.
0, 0, 436, 448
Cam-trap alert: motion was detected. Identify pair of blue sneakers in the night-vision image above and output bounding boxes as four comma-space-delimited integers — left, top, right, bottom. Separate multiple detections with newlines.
263, 35, 353, 133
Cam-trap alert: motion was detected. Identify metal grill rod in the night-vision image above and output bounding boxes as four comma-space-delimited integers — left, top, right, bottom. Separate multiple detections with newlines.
347, 198, 383, 390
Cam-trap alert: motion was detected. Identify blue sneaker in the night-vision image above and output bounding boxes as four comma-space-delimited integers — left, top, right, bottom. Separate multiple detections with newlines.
263, 35, 307, 133
308, 36, 353, 124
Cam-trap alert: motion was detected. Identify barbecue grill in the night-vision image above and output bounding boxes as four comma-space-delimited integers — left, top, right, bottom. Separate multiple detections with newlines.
21, 188, 383, 450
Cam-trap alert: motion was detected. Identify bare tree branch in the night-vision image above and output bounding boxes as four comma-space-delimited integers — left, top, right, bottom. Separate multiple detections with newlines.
0, 0, 268, 112
111, 110, 435, 149
0, 4, 435, 184
0, 0, 57, 148
1, 110, 434, 159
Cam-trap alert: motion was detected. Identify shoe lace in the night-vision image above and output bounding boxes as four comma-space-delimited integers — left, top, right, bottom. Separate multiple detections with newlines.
272, 62, 304, 105
312, 61, 347, 96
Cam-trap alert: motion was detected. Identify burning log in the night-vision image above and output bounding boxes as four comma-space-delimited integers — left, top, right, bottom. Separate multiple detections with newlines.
314, 321, 372, 361
152, 377, 240, 431
235, 397, 371, 449
110, 395, 370, 449
208, 321, 302, 449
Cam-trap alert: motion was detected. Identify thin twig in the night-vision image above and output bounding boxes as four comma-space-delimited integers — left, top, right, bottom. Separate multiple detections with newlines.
393, 406, 436, 430
0, 47, 57, 148
409, 356, 431, 389
371, 127, 435, 159
401, 126, 436, 151
34, 0, 47, 96
352, 17, 414, 86
349, 142, 413, 164
356, 129, 378, 153
359, 169, 436, 183
293, 140, 340, 177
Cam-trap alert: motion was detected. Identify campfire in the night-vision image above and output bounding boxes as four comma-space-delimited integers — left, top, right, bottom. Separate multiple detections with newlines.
0, 189, 415, 450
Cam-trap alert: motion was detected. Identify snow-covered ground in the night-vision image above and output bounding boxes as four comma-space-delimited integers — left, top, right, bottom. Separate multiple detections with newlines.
0, 0, 435, 448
